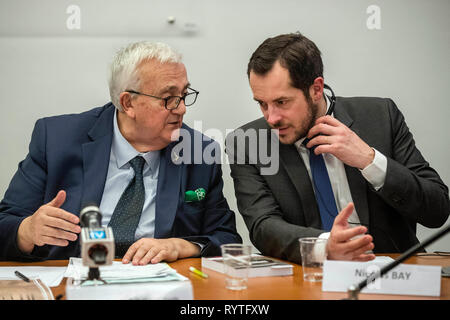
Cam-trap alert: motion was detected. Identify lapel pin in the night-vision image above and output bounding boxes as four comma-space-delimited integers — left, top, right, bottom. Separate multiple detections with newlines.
185, 188, 206, 202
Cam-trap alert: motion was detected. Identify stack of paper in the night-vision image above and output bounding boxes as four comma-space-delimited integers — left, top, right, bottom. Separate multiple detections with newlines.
65, 257, 188, 285
202, 254, 294, 277
65, 258, 193, 299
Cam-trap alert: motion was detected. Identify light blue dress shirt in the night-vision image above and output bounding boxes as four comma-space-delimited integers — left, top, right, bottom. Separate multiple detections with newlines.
100, 110, 160, 241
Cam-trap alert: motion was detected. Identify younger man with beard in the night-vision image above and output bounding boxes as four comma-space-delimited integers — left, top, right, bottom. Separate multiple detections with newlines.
226, 33, 449, 264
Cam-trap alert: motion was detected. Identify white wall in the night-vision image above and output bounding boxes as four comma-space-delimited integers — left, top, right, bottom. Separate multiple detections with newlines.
0, 0, 449, 252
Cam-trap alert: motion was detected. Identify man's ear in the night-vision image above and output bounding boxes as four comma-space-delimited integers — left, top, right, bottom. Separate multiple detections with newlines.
308, 77, 324, 103
119, 91, 136, 119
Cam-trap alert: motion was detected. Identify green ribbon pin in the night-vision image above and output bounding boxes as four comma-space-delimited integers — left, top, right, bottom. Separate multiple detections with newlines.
185, 188, 206, 202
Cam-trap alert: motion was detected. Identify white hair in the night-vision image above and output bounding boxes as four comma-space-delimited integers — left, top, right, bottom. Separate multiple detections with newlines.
108, 41, 183, 111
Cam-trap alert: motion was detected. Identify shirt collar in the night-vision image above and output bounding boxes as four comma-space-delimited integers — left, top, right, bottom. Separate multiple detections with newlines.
294, 93, 331, 149
112, 110, 160, 172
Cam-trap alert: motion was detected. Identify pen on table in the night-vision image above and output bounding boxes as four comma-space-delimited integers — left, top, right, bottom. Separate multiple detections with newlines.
14, 270, 30, 282
189, 266, 208, 279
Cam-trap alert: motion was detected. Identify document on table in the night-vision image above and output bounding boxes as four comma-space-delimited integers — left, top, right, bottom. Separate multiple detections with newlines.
0, 266, 66, 287
64, 257, 188, 286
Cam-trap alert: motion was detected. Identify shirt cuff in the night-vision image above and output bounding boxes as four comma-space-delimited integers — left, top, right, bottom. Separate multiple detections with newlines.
319, 232, 330, 240
190, 241, 204, 257
313, 233, 329, 261
360, 148, 387, 191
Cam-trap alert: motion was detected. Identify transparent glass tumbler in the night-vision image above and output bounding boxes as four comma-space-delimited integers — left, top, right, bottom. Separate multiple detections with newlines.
220, 244, 252, 290
299, 237, 327, 282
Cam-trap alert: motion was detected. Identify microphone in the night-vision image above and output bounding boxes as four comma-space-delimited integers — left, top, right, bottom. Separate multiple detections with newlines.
346, 223, 450, 299
80, 204, 115, 269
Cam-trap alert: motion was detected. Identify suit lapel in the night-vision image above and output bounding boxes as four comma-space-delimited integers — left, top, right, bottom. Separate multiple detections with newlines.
344, 165, 370, 226
81, 104, 184, 237
334, 99, 370, 226
81, 106, 115, 207
279, 143, 321, 227
154, 142, 183, 238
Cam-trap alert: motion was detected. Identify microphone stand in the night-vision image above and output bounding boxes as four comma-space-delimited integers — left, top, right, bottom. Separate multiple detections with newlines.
346, 223, 450, 300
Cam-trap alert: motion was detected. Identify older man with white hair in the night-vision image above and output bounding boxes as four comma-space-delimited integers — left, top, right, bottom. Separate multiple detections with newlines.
0, 41, 242, 264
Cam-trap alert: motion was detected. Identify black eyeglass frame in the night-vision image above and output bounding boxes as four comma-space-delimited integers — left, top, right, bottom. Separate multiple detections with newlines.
125, 87, 199, 110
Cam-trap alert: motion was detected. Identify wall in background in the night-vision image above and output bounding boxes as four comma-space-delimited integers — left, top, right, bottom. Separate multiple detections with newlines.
0, 0, 448, 252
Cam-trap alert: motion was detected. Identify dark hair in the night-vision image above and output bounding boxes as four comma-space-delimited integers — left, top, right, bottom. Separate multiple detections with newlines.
247, 32, 323, 96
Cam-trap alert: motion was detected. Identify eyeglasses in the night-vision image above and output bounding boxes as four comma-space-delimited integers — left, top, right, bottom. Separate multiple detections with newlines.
125, 87, 199, 110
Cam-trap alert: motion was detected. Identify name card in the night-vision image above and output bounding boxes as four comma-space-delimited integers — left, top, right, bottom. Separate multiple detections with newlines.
322, 259, 441, 297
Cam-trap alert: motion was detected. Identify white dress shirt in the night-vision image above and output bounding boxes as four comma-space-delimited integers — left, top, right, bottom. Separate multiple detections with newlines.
294, 95, 387, 237
100, 110, 160, 241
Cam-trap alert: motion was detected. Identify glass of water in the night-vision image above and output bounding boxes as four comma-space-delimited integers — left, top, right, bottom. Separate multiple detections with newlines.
220, 244, 252, 290
299, 237, 327, 282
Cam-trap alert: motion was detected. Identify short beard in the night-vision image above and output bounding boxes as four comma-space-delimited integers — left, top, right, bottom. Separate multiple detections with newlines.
280, 97, 320, 145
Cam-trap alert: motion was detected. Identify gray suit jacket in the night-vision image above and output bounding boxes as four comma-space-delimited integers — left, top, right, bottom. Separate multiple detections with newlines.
227, 97, 449, 263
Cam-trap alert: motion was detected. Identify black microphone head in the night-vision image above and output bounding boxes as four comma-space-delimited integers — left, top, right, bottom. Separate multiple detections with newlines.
80, 203, 102, 228
88, 244, 108, 265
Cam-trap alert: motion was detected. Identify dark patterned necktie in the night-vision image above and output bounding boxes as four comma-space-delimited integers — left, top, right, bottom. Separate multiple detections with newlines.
303, 141, 338, 231
108, 156, 146, 257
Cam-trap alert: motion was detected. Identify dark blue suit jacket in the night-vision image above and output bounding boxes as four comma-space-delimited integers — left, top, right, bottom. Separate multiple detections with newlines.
0, 103, 241, 261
